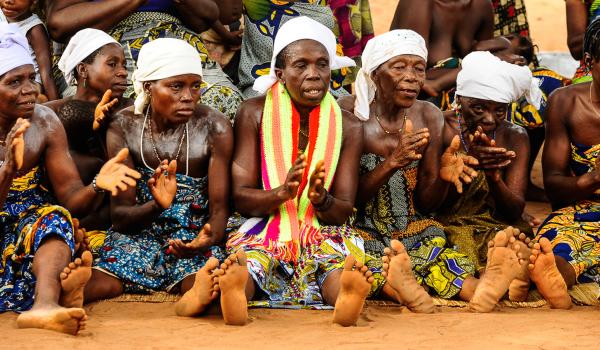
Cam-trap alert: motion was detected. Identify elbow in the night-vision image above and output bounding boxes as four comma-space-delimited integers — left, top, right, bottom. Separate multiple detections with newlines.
46, 18, 71, 43
567, 38, 584, 60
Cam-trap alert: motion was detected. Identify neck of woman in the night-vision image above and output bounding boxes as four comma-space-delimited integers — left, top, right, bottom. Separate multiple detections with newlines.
74, 87, 102, 104
373, 98, 406, 123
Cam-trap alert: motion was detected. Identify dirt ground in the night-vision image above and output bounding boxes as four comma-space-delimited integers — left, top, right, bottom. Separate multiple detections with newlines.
0, 1, 596, 349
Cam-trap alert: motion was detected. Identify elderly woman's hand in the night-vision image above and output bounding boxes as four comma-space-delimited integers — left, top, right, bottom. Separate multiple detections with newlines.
3, 118, 30, 172
440, 135, 479, 193
385, 120, 429, 170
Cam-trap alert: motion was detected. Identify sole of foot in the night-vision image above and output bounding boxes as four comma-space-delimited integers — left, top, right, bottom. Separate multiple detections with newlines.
508, 229, 534, 302
382, 240, 434, 313
175, 257, 220, 317
59, 250, 93, 309
332, 255, 374, 327
215, 250, 249, 326
17, 307, 87, 335
469, 227, 525, 312
528, 237, 572, 309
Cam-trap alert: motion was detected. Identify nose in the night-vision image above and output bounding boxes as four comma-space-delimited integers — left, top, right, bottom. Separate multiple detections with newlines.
116, 66, 127, 78
306, 64, 320, 80
180, 88, 193, 102
22, 80, 38, 96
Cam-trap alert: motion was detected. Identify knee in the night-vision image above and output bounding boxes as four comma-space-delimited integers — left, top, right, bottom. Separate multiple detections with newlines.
88, 271, 124, 300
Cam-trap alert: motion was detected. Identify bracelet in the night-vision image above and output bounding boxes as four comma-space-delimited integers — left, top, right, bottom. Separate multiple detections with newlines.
92, 175, 106, 193
312, 192, 334, 212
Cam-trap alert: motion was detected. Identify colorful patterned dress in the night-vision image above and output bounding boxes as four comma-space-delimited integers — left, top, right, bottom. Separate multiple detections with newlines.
435, 172, 532, 271
352, 154, 475, 299
0, 166, 75, 312
238, 0, 348, 98
227, 82, 369, 308
535, 143, 600, 283
492, 0, 530, 37
95, 168, 237, 293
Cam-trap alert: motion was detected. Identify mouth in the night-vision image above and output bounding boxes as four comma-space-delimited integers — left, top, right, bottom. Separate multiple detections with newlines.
18, 101, 36, 109
397, 88, 418, 98
176, 108, 194, 116
1, 8, 18, 17
303, 88, 323, 98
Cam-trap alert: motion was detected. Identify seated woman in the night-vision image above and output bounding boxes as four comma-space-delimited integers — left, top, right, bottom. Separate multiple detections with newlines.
76, 38, 242, 320
46, 0, 243, 119
437, 51, 536, 294
530, 18, 600, 310
228, 17, 374, 326
239, 0, 348, 98
45, 28, 130, 232
0, 23, 140, 335
343, 30, 528, 313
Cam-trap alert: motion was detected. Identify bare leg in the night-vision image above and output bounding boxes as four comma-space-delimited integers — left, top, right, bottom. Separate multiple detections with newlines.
468, 228, 527, 312
528, 238, 572, 309
331, 255, 374, 327
175, 257, 220, 317
382, 240, 435, 313
16, 237, 87, 335
83, 269, 124, 303
214, 250, 249, 326
458, 276, 479, 301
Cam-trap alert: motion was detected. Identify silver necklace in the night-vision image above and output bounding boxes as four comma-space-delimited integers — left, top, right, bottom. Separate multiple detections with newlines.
140, 106, 189, 175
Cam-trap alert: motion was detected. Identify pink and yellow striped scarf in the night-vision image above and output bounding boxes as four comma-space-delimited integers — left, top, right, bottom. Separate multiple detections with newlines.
244, 82, 343, 262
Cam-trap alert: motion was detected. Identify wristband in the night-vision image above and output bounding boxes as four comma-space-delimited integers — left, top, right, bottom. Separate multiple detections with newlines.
92, 174, 106, 193
313, 192, 334, 212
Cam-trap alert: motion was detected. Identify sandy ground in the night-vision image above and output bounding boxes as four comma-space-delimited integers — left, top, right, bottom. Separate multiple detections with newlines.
0, 2, 596, 349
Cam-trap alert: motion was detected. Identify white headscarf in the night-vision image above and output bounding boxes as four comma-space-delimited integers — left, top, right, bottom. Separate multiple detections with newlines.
0, 23, 34, 76
58, 28, 119, 85
131, 38, 203, 115
252, 16, 356, 94
456, 51, 542, 109
353, 30, 427, 121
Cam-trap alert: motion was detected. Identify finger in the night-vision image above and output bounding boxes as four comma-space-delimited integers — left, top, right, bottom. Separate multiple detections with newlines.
447, 135, 461, 153
462, 155, 479, 166
459, 172, 472, 184
168, 159, 177, 176
100, 89, 113, 105
480, 159, 512, 169
111, 148, 130, 164
463, 165, 478, 178
404, 119, 413, 134
124, 167, 142, 179
470, 145, 508, 154
119, 175, 137, 187
107, 98, 119, 109
116, 180, 128, 192
454, 178, 463, 194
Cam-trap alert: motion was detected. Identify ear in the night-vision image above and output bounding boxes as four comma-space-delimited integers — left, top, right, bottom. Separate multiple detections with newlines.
143, 82, 152, 94
274, 68, 284, 82
585, 52, 594, 68
76, 62, 87, 80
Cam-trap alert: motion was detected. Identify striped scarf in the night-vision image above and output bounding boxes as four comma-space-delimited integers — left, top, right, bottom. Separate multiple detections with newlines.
244, 82, 343, 262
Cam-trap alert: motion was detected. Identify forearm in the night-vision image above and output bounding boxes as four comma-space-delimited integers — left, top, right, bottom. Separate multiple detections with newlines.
111, 200, 164, 232
487, 177, 525, 221
356, 160, 397, 206
175, 0, 218, 34
0, 165, 16, 209
314, 196, 354, 226
47, 0, 144, 42
207, 206, 228, 245
425, 68, 460, 92
233, 187, 287, 217
62, 184, 106, 216
415, 177, 451, 213
546, 173, 600, 208
40, 71, 59, 101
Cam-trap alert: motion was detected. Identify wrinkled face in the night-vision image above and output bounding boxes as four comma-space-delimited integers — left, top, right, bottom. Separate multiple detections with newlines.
0, 0, 32, 20
146, 74, 202, 125
275, 39, 331, 108
0, 64, 38, 120
372, 54, 426, 108
458, 96, 509, 134
77, 43, 128, 98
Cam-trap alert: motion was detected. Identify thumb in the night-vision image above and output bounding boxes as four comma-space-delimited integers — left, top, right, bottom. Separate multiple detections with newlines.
404, 119, 413, 134
100, 89, 113, 105
168, 159, 177, 175
112, 148, 129, 163
447, 135, 461, 153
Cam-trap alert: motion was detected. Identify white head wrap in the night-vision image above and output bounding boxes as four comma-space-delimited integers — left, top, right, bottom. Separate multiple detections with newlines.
354, 30, 427, 121
57, 28, 119, 86
456, 51, 542, 109
0, 23, 34, 76
252, 16, 356, 94
132, 38, 204, 115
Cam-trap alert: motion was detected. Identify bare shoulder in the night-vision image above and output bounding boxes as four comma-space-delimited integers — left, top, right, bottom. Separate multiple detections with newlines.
43, 97, 69, 114
234, 95, 266, 128
196, 105, 233, 136
503, 120, 528, 140
415, 100, 444, 127
337, 95, 356, 114
31, 104, 63, 131
341, 109, 363, 137
108, 106, 139, 132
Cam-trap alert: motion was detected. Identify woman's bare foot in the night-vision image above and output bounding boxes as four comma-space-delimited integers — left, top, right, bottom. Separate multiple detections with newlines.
508, 229, 533, 302
382, 240, 434, 313
17, 306, 87, 335
175, 257, 220, 317
332, 255, 374, 327
469, 228, 526, 312
59, 251, 93, 309
528, 238, 572, 309
214, 250, 248, 326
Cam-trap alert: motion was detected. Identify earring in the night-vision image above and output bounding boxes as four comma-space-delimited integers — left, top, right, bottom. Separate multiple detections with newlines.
83, 78, 87, 88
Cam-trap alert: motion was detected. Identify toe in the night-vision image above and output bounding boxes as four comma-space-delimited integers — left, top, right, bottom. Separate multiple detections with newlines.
342, 255, 356, 271
390, 240, 406, 254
